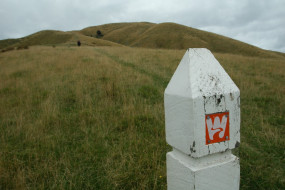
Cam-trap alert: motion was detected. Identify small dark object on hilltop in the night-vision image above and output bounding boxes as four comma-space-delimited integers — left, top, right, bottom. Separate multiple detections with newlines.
77, 40, 81, 46
96, 30, 104, 38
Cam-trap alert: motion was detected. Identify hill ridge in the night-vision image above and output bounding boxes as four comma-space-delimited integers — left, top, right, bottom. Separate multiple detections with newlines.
1, 22, 284, 58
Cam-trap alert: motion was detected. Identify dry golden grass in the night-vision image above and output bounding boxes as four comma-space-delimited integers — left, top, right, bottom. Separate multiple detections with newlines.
0, 45, 284, 189
66, 32, 124, 47
0, 30, 123, 51
80, 22, 285, 58
2, 22, 285, 59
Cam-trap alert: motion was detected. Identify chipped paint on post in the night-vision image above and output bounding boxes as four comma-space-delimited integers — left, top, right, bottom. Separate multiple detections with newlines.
165, 48, 240, 190
165, 48, 240, 158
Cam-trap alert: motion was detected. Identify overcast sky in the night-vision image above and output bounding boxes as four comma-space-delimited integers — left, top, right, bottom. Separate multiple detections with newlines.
1, 0, 284, 52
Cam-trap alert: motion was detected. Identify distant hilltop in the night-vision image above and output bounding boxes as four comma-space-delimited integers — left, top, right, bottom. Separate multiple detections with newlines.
1, 22, 284, 58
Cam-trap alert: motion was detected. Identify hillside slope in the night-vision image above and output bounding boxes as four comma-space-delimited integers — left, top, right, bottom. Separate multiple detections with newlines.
80, 22, 284, 58
67, 31, 124, 47
0, 30, 123, 50
81, 22, 155, 46
1, 22, 284, 58
0, 39, 21, 50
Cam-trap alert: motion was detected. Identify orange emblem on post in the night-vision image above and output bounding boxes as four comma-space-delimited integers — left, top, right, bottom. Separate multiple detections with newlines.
205, 112, 230, 145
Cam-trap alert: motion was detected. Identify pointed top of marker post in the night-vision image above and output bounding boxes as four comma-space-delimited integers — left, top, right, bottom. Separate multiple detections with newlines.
165, 48, 239, 99
164, 48, 240, 158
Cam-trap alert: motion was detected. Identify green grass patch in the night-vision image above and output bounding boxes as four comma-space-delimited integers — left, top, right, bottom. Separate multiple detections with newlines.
0, 46, 284, 189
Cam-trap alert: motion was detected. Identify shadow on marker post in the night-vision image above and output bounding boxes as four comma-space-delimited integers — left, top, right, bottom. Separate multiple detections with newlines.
164, 48, 240, 190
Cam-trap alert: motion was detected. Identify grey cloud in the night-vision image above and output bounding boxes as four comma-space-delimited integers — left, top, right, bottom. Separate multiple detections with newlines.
0, 0, 284, 52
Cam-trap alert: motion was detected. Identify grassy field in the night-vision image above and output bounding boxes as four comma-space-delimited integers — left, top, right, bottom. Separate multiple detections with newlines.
3, 22, 285, 59
0, 46, 284, 189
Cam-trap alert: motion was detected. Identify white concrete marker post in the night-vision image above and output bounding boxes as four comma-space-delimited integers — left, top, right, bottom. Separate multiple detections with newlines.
164, 48, 240, 190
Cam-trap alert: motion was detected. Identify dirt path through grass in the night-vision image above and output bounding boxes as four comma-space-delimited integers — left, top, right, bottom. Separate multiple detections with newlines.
94, 47, 169, 88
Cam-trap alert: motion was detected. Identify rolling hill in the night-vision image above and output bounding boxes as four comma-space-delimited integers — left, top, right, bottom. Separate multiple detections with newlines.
80, 22, 285, 58
0, 30, 123, 50
1, 22, 284, 58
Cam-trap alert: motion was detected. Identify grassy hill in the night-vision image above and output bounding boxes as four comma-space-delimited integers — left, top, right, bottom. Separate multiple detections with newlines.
0, 30, 123, 51
80, 22, 284, 58
19, 30, 73, 46
67, 31, 124, 47
0, 30, 73, 49
81, 22, 154, 46
0, 39, 21, 50
1, 22, 284, 58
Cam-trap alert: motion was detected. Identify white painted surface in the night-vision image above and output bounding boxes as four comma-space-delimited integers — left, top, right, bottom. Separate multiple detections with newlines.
167, 149, 240, 190
165, 48, 240, 190
165, 48, 240, 158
